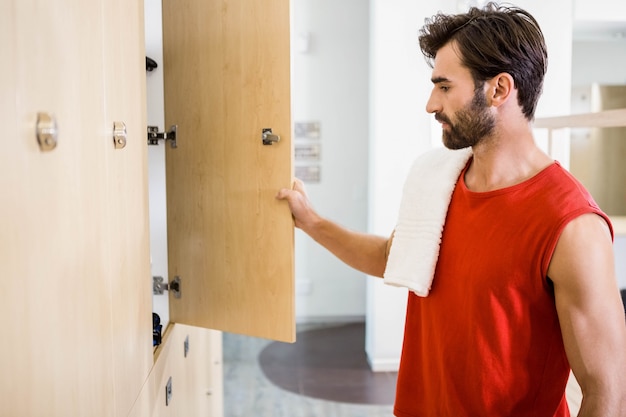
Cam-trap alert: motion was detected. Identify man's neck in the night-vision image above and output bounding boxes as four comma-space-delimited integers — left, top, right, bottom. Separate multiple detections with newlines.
464, 134, 553, 192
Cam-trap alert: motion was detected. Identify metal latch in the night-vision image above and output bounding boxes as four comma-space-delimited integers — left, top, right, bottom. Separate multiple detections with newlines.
262, 128, 280, 145
36, 112, 58, 151
147, 125, 178, 148
165, 376, 172, 406
113, 121, 127, 149
153, 276, 181, 299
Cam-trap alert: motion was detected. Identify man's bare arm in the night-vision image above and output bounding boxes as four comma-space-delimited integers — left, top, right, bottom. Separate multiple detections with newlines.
548, 213, 626, 417
276, 179, 392, 278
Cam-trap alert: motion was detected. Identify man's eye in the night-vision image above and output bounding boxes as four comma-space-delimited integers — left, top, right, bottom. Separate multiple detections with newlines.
440, 86, 450, 92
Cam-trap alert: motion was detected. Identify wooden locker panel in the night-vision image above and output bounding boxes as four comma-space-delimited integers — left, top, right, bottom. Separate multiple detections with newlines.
128, 326, 178, 417
1, 0, 116, 415
101, 0, 154, 414
176, 325, 223, 416
128, 324, 223, 417
0, 2, 20, 413
162, 0, 295, 342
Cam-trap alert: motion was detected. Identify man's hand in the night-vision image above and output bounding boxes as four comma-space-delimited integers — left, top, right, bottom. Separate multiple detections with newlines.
276, 178, 321, 232
276, 178, 391, 277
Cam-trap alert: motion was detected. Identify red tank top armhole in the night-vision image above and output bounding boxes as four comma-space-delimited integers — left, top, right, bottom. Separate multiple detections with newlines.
541, 207, 614, 280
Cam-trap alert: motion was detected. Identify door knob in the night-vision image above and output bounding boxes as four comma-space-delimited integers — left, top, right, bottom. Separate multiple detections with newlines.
262, 128, 280, 145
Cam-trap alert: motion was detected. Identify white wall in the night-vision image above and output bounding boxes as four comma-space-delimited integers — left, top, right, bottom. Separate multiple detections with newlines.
291, 0, 370, 322
574, 0, 626, 22
572, 41, 626, 86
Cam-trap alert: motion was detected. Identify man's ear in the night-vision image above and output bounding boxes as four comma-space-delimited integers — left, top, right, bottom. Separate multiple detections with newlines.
486, 72, 514, 107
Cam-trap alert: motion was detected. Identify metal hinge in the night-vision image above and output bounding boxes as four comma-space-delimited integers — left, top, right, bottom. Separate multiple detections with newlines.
153, 276, 181, 299
147, 125, 177, 148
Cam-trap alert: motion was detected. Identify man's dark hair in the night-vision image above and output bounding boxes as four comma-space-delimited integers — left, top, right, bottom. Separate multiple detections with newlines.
418, 2, 548, 121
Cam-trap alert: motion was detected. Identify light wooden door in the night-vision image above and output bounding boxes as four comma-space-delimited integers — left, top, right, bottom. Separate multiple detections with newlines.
1, 2, 114, 416
0, 0, 151, 415
162, 0, 295, 342
102, 0, 154, 414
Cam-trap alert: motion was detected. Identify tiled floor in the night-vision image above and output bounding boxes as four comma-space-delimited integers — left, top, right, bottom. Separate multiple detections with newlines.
223, 322, 396, 417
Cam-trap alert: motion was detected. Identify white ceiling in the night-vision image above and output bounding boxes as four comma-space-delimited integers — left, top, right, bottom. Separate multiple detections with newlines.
573, 20, 626, 41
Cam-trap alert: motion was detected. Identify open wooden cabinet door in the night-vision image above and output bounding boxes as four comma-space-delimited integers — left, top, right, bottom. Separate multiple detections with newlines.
162, 0, 295, 342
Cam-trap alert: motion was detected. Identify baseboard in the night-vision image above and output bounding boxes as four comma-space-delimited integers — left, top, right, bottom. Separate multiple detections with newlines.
367, 356, 400, 373
295, 315, 365, 324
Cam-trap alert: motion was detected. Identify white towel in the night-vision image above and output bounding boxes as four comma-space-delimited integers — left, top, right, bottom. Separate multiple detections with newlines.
383, 147, 473, 296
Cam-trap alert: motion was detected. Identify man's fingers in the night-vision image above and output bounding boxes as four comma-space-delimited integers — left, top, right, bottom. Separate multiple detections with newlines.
276, 188, 290, 199
292, 178, 305, 193
276, 178, 307, 201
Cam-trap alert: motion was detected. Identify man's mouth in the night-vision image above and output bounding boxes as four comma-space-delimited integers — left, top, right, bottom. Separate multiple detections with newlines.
435, 113, 450, 125
435, 115, 451, 129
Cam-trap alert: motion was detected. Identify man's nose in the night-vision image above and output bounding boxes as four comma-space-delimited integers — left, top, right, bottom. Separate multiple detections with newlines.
425, 91, 440, 114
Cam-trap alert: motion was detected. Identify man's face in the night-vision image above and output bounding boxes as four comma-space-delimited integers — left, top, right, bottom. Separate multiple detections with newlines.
437, 89, 496, 149
426, 42, 496, 150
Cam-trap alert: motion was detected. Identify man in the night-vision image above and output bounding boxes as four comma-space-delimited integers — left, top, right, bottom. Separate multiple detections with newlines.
277, 3, 626, 416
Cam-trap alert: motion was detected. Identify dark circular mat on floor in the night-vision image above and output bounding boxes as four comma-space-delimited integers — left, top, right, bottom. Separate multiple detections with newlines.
258, 322, 397, 405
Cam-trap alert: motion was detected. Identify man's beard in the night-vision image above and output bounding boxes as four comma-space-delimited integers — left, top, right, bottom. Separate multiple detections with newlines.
437, 89, 496, 150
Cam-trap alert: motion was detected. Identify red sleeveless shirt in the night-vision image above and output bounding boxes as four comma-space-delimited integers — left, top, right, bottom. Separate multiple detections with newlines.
393, 160, 612, 417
